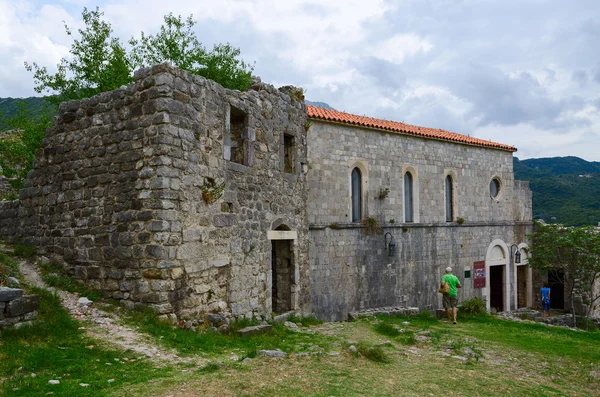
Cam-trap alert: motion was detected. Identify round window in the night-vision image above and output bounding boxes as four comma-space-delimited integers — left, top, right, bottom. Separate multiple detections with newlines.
490, 178, 501, 199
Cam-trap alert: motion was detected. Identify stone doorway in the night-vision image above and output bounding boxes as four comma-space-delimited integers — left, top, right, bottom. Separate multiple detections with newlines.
549, 270, 565, 310
271, 239, 293, 314
490, 265, 504, 312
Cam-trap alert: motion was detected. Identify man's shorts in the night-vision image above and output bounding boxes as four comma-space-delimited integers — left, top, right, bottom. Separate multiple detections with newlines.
542, 301, 551, 311
443, 294, 458, 309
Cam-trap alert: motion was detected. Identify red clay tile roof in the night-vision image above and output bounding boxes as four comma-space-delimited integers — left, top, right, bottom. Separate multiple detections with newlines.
306, 105, 517, 152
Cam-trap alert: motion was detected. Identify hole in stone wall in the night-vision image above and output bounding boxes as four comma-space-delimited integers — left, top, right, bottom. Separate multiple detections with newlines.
283, 134, 295, 173
221, 202, 233, 213
229, 106, 247, 165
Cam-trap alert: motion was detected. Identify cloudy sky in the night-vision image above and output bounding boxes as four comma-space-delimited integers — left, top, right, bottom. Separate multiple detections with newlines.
1, 0, 599, 161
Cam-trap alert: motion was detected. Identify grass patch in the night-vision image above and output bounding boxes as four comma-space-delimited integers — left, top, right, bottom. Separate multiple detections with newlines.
198, 362, 222, 373
0, 288, 173, 396
374, 322, 401, 337
12, 243, 36, 258
356, 342, 392, 363
39, 261, 103, 301
121, 307, 338, 360
288, 314, 324, 327
0, 250, 20, 285
460, 315, 600, 362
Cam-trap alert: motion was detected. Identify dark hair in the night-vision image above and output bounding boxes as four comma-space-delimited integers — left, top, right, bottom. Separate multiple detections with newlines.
543, 282, 549, 288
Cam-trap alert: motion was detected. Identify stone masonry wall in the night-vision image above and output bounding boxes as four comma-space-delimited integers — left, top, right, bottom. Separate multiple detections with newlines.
309, 223, 530, 321
307, 121, 528, 226
307, 120, 533, 320
0, 199, 20, 240
2, 64, 309, 320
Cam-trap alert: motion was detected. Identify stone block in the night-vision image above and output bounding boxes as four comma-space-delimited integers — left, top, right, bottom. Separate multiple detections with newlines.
213, 214, 236, 227
182, 227, 204, 242
6, 295, 40, 317
142, 269, 163, 280
0, 287, 23, 302
237, 325, 273, 337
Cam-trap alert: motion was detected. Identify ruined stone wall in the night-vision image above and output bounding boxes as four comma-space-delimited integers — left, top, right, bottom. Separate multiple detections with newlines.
307, 120, 533, 320
0, 200, 20, 239
3, 64, 309, 320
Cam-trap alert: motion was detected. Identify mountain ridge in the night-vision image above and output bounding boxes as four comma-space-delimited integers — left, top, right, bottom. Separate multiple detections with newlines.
514, 156, 600, 226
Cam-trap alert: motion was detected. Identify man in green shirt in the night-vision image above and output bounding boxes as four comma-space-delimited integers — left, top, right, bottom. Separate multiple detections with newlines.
441, 267, 462, 324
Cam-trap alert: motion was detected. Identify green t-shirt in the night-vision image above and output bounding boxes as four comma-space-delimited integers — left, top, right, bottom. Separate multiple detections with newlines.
442, 274, 460, 297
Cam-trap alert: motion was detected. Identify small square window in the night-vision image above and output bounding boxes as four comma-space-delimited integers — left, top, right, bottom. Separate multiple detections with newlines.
464, 270, 471, 279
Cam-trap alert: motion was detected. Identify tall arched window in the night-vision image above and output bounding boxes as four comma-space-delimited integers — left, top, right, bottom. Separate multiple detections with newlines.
404, 172, 413, 223
351, 168, 362, 222
445, 175, 454, 222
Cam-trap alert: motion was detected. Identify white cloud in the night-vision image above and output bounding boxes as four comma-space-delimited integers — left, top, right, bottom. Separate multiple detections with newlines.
370, 34, 433, 64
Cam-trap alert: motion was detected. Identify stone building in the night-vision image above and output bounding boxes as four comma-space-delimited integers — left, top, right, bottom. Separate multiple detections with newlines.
305, 106, 533, 320
0, 64, 534, 321
0, 64, 310, 320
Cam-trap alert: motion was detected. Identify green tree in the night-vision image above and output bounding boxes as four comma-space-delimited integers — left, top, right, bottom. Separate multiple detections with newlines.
527, 222, 600, 328
25, 8, 254, 104
25, 7, 133, 104
129, 13, 254, 91
0, 103, 53, 195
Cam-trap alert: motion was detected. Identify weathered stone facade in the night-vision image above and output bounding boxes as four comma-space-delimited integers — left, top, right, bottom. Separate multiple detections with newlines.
0, 64, 309, 320
0, 64, 537, 322
306, 117, 533, 320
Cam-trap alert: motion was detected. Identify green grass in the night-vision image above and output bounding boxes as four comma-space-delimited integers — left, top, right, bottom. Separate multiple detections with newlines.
0, 288, 173, 396
12, 243, 37, 258
0, 250, 20, 284
374, 322, 401, 337
462, 314, 600, 361
356, 342, 392, 363
288, 314, 324, 327
2, 245, 600, 396
39, 261, 103, 301
120, 308, 339, 360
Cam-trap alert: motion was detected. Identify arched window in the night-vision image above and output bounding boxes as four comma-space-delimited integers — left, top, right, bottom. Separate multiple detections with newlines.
404, 172, 413, 223
445, 175, 454, 222
351, 168, 362, 222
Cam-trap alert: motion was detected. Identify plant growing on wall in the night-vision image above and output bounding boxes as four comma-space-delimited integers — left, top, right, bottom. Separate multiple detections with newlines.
201, 179, 225, 205
288, 87, 305, 102
361, 217, 382, 235
376, 188, 390, 200
456, 217, 465, 225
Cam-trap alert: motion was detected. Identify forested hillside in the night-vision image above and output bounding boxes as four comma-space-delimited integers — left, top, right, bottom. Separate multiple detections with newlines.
0, 97, 54, 130
514, 157, 600, 226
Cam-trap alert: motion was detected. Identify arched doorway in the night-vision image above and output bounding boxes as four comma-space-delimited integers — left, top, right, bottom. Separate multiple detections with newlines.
485, 239, 511, 312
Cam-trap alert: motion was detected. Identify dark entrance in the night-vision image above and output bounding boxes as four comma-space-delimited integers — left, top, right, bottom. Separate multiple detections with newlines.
490, 265, 504, 312
517, 266, 528, 308
271, 239, 293, 314
548, 270, 565, 310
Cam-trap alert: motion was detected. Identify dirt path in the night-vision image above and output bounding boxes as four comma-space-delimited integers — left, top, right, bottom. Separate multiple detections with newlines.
18, 259, 208, 367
